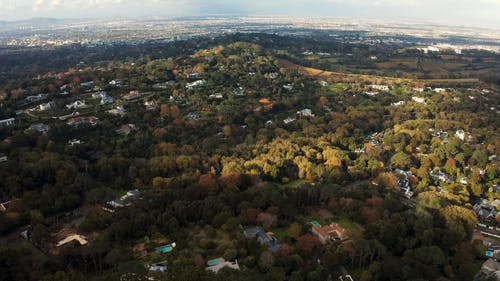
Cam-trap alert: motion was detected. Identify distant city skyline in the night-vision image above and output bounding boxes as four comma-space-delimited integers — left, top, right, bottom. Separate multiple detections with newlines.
1, 0, 499, 29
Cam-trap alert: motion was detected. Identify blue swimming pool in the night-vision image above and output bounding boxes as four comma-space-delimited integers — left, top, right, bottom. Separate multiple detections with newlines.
311, 221, 321, 227
156, 245, 173, 254
207, 258, 224, 266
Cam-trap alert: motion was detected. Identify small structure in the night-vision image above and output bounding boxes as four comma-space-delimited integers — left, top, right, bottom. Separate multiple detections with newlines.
156, 243, 176, 254
311, 222, 348, 244
68, 139, 82, 146
56, 235, 88, 247
0, 153, 7, 162
283, 84, 293, 91
147, 261, 168, 272
206, 258, 240, 273
391, 101, 405, 106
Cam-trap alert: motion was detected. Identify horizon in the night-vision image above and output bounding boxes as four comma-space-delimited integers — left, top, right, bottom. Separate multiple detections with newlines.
0, 0, 499, 29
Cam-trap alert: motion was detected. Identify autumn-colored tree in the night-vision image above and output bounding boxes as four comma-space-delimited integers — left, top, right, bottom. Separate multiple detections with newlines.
287, 223, 302, 240
297, 234, 320, 255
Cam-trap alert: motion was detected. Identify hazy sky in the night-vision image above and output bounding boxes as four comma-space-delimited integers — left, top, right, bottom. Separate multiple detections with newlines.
0, 0, 499, 28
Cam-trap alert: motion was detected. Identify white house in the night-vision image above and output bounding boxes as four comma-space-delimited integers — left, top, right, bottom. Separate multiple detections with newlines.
297, 109, 314, 117
412, 96, 426, 104
283, 117, 296, 124
66, 100, 86, 110
455, 129, 466, 141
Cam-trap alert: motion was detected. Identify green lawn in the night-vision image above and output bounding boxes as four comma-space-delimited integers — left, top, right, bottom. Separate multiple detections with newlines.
336, 216, 365, 240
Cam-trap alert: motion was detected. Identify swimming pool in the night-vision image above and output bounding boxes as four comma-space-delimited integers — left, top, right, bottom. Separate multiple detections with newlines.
207, 258, 225, 266
156, 245, 173, 254
311, 221, 321, 227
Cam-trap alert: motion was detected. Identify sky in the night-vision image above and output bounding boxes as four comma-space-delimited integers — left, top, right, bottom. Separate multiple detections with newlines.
0, 0, 499, 28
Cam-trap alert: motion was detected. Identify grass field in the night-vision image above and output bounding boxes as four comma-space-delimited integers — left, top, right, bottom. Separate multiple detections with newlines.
277, 58, 480, 86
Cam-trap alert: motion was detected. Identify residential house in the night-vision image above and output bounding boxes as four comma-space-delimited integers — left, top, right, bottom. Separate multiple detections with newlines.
27, 123, 50, 134
297, 109, 314, 117
209, 93, 224, 99
0, 153, 7, 162
123, 90, 142, 101
153, 81, 176, 89
25, 94, 48, 103
391, 101, 405, 106
56, 235, 88, 247
58, 111, 80, 121
66, 116, 99, 127
283, 84, 293, 91
369, 84, 390, 91
109, 79, 123, 87
0, 118, 15, 128
144, 100, 159, 111
206, 259, 240, 273
474, 199, 499, 221
188, 71, 199, 78
148, 261, 168, 272
265, 72, 279, 79
430, 171, 453, 184
66, 100, 86, 110
244, 227, 280, 252
233, 87, 245, 96
101, 95, 114, 104
37, 101, 55, 111
265, 120, 274, 127
92, 91, 108, 99
486, 244, 500, 260
412, 96, 426, 104
185, 80, 206, 90
102, 189, 141, 213
185, 112, 201, 120
476, 259, 500, 280
80, 81, 95, 88
283, 117, 296, 124
311, 222, 348, 244
455, 129, 466, 141
107, 106, 126, 117
60, 83, 74, 91
459, 177, 469, 185
116, 124, 135, 136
